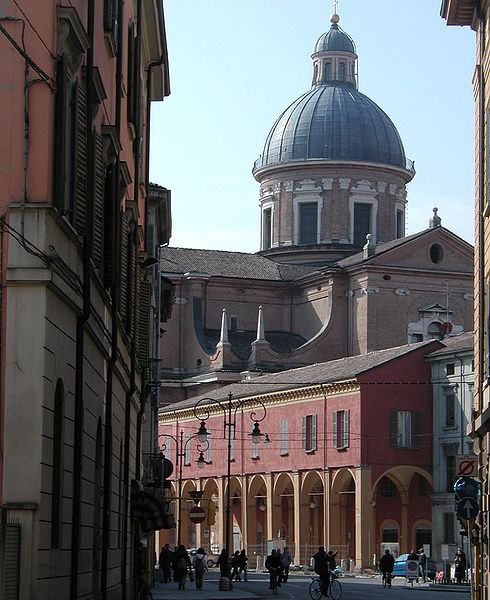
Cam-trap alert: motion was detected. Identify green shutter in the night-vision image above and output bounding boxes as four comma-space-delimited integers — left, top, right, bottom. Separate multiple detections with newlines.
343, 410, 349, 448
92, 132, 104, 267
53, 56, 67, 212
119, 212, 129, 322
301, 416, 306, 450
73, 82, 88, 235
103, 164, 115, 288
136, 275, 151, 367
311, 414, 317, 451
412, 411, 421, 448
332, 411, 338, 449
390, 410, 398, 448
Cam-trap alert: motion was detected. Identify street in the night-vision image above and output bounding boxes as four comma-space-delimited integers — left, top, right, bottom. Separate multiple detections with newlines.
152, 572, 471, 600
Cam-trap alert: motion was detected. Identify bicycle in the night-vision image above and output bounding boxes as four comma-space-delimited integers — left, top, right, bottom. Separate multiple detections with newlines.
309, 575, 342, 600
382, 571, 392, 588
269, 569, 280, 595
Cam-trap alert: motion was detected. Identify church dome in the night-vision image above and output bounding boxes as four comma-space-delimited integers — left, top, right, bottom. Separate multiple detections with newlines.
314, 23, 356, 54
257, 84, 408, 169
254, 15, 413, 175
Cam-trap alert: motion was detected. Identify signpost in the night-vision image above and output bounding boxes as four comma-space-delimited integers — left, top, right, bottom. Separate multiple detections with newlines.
189, 506, 206, 524
457, 497, 480, 521
406, 559, 420, 583
456, 455, 478, 477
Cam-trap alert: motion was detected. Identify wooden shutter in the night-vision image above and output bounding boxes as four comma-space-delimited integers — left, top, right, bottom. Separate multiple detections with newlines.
389, 410, 398, 447
136, 275, 151, 367
332, 411, 338, 449
342, 410, 349, 448
53, 56, 67, 212
103, 164, 115, 288
128, 241, 137, 336
73, 82, 88, 235
4, 524, 21, 600
412, 411, 421, 448
119, 213, 129, 322
92, 132, 104, 266
301, 416, 306, 450
311, 414, 317, 451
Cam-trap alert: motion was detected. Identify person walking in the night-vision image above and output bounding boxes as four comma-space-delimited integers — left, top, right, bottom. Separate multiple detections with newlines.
418, 548, 427, 582
281, 547, 292, 582
231, 550, 241, 581
193, 547, 208, 591
159, 543, 173, 583
172, 544, 191, 591
217, 549, 230, 579
276, 549, 285, 584
238, 549, 248, 582
454, 547, 467, 584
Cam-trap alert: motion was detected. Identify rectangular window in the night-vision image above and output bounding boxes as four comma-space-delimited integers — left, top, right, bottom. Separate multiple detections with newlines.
302, 414, 317, 452
446, 455, 456, 493
446, 363, 455, 376
299, 203, 318, 245
332, 410, 349, 449
445, 394, 456, 427
390, 410, 421, 448
263, 207, 272, 250
280, 419, 288, 455
353, 203, 371, 246
184, 432, 191, 465
396, 210, 404, 238
443, 512, 455, 544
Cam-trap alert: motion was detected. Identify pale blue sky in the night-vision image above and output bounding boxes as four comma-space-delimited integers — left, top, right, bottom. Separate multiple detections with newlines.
150, 1, 475, 252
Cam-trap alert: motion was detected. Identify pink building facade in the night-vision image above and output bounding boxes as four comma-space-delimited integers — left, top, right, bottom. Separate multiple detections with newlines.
158, 340, 441, 569
0, 1, 169, 598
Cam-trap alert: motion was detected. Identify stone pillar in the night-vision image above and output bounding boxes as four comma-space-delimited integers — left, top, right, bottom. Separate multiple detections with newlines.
292, 471, 301, 565
241, 475, 249, 551
354, 466, 374, 569
265, 473, 274, 544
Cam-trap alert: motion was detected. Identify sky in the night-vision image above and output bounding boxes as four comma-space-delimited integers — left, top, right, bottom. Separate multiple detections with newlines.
149, 1, 476, 252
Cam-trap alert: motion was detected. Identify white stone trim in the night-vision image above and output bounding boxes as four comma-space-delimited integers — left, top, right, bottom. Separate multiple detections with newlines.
261, 199, 275, 250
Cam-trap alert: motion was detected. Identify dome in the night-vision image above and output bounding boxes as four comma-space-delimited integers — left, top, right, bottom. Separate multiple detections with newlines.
256, 84, 409, 172
314, 23, 356, 54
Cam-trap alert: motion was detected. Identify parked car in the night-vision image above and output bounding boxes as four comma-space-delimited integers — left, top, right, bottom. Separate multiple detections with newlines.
392, 554, 437, 580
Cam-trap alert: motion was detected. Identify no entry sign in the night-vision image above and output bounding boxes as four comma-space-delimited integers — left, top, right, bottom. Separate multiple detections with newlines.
189, 506, 206, 524
456, 455, 477, 477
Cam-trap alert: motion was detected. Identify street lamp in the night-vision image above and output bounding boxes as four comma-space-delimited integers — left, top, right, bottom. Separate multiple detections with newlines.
159, 431, 208, 545
193, 392, 267, 569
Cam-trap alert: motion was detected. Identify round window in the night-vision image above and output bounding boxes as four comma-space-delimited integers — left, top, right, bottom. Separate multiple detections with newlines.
429, 244, 443, 264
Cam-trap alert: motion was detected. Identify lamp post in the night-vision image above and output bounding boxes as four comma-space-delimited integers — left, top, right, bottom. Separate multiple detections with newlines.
193, 392, 267, 569
159, 431, 208, 546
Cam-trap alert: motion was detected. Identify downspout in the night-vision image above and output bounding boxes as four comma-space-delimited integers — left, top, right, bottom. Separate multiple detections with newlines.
70, 0, 95, 597
101, 0, 124, 596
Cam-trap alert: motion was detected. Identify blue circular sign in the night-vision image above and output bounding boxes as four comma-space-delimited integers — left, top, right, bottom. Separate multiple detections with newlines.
457, 496, 480, 520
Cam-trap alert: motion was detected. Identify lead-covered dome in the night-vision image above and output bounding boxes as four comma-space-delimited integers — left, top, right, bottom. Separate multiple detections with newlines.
314, 22, 356, 54
257, 84, 408, 169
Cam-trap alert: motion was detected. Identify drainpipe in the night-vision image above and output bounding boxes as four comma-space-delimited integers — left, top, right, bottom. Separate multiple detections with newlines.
70, 0, 95, 597
101, 0, 123, 596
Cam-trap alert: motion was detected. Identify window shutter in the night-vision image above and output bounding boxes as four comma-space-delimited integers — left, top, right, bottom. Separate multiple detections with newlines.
332, 411, 338, 449
412, 411, 421, 447
73, 82, 88, 235
119, 213, 129, 322
103, 164, 115, 288
343, 410, 349, 448
302, 416, 306, 450
390, 410, 398, 447
53, 56, 67, 212
136, 275, 151, 367
128, 241, 137, 336
92, 132, 104, 267
311, 414, 317, 451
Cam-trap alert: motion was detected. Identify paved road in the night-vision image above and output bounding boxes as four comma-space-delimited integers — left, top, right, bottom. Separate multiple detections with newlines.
153, 572, 470, 600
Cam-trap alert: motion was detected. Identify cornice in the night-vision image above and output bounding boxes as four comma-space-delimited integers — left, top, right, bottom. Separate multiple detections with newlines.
158, 380, 359, 425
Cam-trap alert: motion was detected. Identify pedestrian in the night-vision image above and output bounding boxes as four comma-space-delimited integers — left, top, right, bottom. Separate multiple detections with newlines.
418, 548, 427, 582
454, 547, 467, 584
265, 549, 282, 589
313, 546, 330, 595
159, 543, 173, 583
217, 548, 231, 579
231, 550, 241, 581
276, 549, 285, 584
281, 547, 292, 582
172, 546, 179, 582
172, 544, 191, 591
193, 547, 208, 590
238, 549, 248, 581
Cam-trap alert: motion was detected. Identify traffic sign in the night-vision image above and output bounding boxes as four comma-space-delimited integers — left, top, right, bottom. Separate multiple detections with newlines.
457, 497, 480, 521
189, 506, 206, 524
454, 476, 481, 500
456, 455, 477, 477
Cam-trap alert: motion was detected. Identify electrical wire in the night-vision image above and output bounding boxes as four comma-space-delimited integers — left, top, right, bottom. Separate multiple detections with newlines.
11, 0, 55, 59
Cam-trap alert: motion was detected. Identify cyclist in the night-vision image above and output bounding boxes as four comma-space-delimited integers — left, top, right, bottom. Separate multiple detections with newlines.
379, 549, 394, 587
313, 546, 330, 595
265, 549, 282, 590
